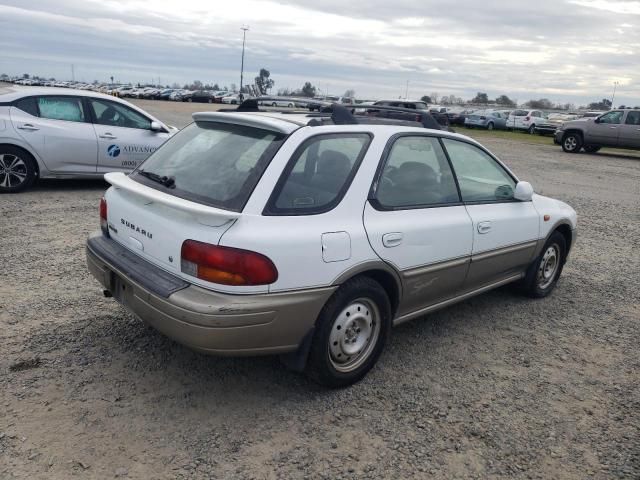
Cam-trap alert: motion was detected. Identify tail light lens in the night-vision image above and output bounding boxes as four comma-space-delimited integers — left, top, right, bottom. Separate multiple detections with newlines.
181, 240, 278, 286
99, 197, 109, 237
415, 114, 422, 122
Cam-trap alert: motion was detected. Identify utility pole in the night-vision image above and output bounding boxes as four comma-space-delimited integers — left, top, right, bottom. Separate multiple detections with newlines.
239, 25, 249, 100
611, 81, 619, 109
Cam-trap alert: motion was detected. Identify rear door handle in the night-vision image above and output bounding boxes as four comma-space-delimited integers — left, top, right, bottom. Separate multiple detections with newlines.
382, 232, 403, 248
477, 221, 492, 234
99, 133, 117, 139
17, 124, 39, 131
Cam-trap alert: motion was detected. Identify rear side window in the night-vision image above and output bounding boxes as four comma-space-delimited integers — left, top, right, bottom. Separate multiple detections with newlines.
375, 136, 460, 209
625, 111, 640, 125
14, 97, 38, 116
131, 122, 285, 211
37, 96, 85, 122
265, 133, 371, 215
443, 139, 516, 203
512, 110, 528, 117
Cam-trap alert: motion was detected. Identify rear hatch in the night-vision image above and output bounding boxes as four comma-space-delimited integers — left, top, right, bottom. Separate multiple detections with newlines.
103, 115, 289, 291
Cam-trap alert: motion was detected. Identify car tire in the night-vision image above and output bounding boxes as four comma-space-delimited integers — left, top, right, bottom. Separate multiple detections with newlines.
271, 102, 277, 107
288, 103, 294, 108
561, 132, 583, 153
519, 231, 566, 298
584, 145, 601, 154
0, 146, 38, 193
305, 276, 391, 388
528, 125, 536, 134
487, 122, 494, 131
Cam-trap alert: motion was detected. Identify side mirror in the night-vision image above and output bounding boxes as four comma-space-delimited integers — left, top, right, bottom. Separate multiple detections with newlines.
150, 121, 163, 132
594, 117, 601, 124
514, 181, 534, 201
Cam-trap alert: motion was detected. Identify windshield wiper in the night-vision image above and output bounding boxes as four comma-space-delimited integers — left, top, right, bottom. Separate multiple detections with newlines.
137, 169, 175, 188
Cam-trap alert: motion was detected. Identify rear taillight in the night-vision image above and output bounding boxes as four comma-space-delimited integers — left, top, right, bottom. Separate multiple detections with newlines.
99, 197, 109, 237
180, 240, 278, 286
415, 114, 422, 122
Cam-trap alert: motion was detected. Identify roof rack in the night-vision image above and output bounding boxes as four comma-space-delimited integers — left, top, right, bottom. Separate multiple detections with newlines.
229, 100, 447, 131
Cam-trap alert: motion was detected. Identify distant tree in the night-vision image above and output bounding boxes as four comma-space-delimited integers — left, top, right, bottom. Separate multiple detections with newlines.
212, 83, 220, 91
0, 73, 8, 79
472, 92, 489, 104
277, 87, 292, 96
171, 82, 181, 89
301, 82, 317, 97
561, 103, 576, 111
430, 92, 439, 103
420, 95, 432, 104
343, 89, 356, 98
587, 98, 612, 110
49, 77, 55, 81
525, 98, 553, 109
255, 68, 275, 95
441, 94, 464, 105
190, 80, 203, 90
495, 95, 516, 107
22, 73, 30, 79
229, 83, 237, 93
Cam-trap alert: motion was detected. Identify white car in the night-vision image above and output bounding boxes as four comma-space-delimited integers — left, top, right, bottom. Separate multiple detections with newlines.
258, 97, 296, 108
0, 87, 177, 192
86, 106, 577, 387
221, 94, 242, 105
507, 109, 545, 133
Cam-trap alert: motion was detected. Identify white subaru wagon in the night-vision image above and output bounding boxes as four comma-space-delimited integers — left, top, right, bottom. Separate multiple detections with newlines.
0, 87, 176, 192
86, 105, 577, 387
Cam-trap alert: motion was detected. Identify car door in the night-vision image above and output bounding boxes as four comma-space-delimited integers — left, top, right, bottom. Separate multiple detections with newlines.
441, 138, 539, 290
586, 111, 623, 146
10, 95, 98, 173
87, 97, 171, 173
363, 135, 473, 317
618, 111, 640, 148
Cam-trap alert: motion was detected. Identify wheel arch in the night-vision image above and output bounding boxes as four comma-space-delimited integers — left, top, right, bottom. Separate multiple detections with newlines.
554, 223, 574, 259
0, 142, 41, 177
332, 263, 402, 317
562, 128, 584, 139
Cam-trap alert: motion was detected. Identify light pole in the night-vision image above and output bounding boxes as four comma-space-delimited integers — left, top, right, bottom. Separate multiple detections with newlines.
239, 25, 249, 100
610, 81, 619, 109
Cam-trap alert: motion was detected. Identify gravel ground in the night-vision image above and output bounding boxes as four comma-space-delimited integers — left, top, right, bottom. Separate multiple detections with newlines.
1, 101, 638, 479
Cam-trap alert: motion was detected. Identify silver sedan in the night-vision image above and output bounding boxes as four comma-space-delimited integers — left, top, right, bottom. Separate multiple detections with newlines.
0, 86, 177, 192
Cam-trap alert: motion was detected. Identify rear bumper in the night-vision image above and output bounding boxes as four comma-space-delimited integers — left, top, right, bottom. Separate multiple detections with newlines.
86, 233, 335, 356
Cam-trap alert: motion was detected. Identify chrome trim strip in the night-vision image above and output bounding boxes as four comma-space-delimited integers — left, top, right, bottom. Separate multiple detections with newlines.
471, 240, 538, 262
403, 256, 470, 279
393, 273, 524, 326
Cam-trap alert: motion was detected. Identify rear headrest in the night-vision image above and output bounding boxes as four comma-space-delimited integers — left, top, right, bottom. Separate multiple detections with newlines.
395, 161, 437, 185
317, 150, 352, 177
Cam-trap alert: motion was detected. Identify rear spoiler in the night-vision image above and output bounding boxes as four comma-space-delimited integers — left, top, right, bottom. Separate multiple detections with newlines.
104, 172, 240, 227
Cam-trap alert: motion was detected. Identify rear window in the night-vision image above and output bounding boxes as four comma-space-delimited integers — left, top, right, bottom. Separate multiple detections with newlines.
131, 121, 285, 211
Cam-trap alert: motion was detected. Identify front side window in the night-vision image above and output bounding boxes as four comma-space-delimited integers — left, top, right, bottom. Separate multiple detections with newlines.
375, 136, 460, 208
442, 139, 516, 203
131, 122, 284, 211
37, 96, 85, 122
266, 134, 371, 215
598, 111, 623, 124
89, 98, 151, 130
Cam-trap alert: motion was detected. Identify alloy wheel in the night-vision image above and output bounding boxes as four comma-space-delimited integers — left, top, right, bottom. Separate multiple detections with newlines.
0, 154, 28, 188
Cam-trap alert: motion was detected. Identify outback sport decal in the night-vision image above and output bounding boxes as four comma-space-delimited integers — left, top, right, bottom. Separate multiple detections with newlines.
121, 219, 153, 239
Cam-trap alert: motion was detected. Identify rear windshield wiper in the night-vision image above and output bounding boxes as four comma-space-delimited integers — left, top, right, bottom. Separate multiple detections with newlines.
137, 169, 175, 188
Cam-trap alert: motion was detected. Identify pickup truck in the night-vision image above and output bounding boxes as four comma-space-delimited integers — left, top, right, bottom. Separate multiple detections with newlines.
556, 109, 640, 153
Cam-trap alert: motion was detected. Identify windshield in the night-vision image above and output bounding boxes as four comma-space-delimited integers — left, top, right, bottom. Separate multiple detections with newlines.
131, 121, 285, 211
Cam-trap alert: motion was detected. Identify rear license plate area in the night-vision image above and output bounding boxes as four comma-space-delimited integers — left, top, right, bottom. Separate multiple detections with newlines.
110, 271, 131, 306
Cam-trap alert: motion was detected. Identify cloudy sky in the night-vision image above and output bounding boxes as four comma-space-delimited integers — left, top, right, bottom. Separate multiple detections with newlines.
0, 0, 638, 106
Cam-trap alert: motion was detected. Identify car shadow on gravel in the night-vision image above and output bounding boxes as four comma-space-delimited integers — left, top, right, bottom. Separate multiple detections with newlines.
31, 178, 108, 192
19, 285, 532, 398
